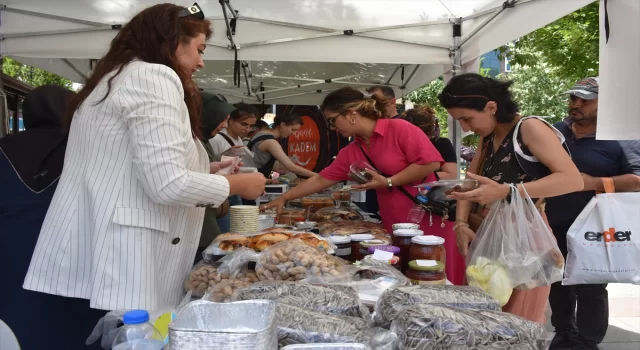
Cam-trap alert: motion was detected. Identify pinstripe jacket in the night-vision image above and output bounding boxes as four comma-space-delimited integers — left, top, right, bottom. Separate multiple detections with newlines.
23, 61, 230, 311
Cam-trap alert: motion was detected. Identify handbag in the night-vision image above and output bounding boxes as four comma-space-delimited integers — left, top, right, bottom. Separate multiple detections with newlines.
356, 143, 455, 226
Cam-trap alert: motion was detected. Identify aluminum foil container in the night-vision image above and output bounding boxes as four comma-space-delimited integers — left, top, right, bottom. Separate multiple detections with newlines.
281, 344, 371, 350
169, 300, 277, 350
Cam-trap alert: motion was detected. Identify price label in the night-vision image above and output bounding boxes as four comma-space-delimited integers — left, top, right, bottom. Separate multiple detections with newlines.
416, 259, 438, 267
372, 249, 394, 261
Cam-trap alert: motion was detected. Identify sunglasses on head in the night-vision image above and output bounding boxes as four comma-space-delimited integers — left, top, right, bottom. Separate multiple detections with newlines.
179, 3, 205, 20
440, 92, 490, 105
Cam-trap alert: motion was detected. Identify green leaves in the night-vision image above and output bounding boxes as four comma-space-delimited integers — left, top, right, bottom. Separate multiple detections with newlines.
3, 57, 73, 89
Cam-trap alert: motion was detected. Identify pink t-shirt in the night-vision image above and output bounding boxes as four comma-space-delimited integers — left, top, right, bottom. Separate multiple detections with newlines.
320, 118, 444, 232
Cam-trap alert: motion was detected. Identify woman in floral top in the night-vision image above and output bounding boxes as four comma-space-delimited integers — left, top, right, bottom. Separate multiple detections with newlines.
439, 73, 583, 324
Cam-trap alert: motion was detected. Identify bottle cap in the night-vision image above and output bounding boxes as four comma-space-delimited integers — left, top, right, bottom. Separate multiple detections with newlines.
123, 310, 150, 325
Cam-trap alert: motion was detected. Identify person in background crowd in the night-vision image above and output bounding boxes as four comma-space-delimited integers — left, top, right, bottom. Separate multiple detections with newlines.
210, 102, 259, 156
441, 73, 583, 324
0, 86, 90, 349
248, 112, 317, 180
21, 5, 266, 347
401, 105, 457, 180
197, 93, 239, 260
367, 85, 399, 119
244, 119, 269, 146
545, 77, 640, 350
207, 102, 259, 232
262, 87, 443, 235
400, 104, 466, 285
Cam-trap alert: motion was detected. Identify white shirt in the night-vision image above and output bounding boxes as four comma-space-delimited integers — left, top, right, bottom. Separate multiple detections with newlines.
209, 129, 243, 156
23, 61, 230, 311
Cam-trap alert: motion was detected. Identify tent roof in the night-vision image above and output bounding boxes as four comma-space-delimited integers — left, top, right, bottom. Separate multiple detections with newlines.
1, 0, 594, 104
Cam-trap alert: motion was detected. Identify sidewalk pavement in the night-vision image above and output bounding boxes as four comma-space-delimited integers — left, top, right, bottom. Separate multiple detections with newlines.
546, 283, 640, 350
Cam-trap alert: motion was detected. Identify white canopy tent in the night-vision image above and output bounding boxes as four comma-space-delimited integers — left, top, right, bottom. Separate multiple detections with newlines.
2, 0, 594, 105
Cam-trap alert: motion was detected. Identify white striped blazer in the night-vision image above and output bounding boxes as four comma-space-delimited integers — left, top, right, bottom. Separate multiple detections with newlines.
23, 61, 230, 311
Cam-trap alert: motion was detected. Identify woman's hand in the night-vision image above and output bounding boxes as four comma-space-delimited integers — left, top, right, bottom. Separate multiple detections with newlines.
259, 196, 287, 214
351, 169, 388, 191
454, 225, 476, 257
448, 172, 510, 205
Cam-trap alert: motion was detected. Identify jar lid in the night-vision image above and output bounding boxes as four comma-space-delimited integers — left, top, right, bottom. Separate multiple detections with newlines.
411, 235, 445, 245
408, 260, 445, 271
393, 229, 424, 237
328, 235, 350, 244
360, 240, 387, 248
350, 233, 374, 241
367, 245, 401, 254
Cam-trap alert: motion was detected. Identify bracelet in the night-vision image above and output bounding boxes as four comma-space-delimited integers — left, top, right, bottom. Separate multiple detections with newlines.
453, 222, 469, 231
455, 217, 468, 223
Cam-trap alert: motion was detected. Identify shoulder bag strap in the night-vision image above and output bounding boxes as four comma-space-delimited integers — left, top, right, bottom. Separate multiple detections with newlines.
356, 142, 421, 206
513, 116, 571, 162
247, 134, 275, 150
219, 132, 236, 147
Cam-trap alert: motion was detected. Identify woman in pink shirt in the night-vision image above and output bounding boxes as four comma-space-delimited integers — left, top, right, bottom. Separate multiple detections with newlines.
262, 87, 443, 235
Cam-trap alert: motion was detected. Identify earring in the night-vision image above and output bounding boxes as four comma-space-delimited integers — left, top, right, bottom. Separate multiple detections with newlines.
491, 112, 496, 119
350, 119, 355, 124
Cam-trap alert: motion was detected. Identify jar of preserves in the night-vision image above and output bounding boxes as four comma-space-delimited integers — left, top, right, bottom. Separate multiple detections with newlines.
349, 234, 374, 262
409, 235, 446, 266
329, 235, 352, 260
392, 229, 423, 273
359, 239, 388, 257
406, 260, 446, 285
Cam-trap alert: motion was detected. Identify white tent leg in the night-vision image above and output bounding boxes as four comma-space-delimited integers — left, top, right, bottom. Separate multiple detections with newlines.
0, 55, 7, 138
451, 19, 463, 179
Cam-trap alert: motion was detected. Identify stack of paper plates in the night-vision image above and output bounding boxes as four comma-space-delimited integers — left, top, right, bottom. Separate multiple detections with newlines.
230, 205, 260, 233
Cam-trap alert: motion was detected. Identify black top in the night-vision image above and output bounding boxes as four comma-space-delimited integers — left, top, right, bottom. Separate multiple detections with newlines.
545, 119, 640, 228
481, 124, 537, 185
432, 137, 457, 163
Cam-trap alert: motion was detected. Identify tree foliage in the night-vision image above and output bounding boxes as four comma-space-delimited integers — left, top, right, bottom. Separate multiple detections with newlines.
503, 1, 599, 84
2, 57, 73, 89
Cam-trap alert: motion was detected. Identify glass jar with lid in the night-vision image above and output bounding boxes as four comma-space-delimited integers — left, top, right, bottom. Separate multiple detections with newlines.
409, 235, 446, 266
329, 236, 352, 261
392, 229, 423, 273
406, 260, 447, 285
349, 234, 374, 262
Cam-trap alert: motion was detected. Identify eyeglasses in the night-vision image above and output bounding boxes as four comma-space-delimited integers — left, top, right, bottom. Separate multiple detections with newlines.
325, 113, 343, 129
179, 3, 205, 20
440, 92, 490, 105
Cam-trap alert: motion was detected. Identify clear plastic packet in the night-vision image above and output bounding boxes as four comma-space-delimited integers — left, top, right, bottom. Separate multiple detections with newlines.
317, 220, 387, 237
466, 185, 564, 305
390, 304, 546, 350
254, 239, 349, 282
301, 264, 409, 309
275, 303, 397, 349
184, 248, 259, 299
232, 281, 369, 319
311, 207, 364, 222
373, 285, 501, 328
220, 145, 255, 167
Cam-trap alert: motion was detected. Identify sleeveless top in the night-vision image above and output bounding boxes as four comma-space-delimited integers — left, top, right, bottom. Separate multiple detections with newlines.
481, 123, 538, 184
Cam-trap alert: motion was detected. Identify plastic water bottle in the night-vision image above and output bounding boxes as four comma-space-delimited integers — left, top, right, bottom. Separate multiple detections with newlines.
112, 310, 164, 350
407, 190, 430, 224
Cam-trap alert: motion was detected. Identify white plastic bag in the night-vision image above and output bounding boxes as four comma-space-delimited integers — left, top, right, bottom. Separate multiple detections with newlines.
466, 185, 564, 305
564, 192, 640, 285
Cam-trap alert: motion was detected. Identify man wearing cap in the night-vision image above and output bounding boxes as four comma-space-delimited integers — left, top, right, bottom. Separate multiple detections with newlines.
545, 77, 640, 350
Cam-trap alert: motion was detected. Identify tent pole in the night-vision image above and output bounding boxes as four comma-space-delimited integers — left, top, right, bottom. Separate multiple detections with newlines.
451, 18, 463, 179
0, 55, 7, 138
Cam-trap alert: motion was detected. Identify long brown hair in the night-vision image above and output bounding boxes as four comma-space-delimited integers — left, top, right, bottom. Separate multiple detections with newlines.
66, 3, 212, 139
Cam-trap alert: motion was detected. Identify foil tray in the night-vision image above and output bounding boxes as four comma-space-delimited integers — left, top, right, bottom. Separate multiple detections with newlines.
169, 300, 277, 350
281, 344, 371, 349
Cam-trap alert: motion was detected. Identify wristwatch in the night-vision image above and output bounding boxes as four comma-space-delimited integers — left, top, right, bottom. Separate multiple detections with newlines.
386, 177, 393, 188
